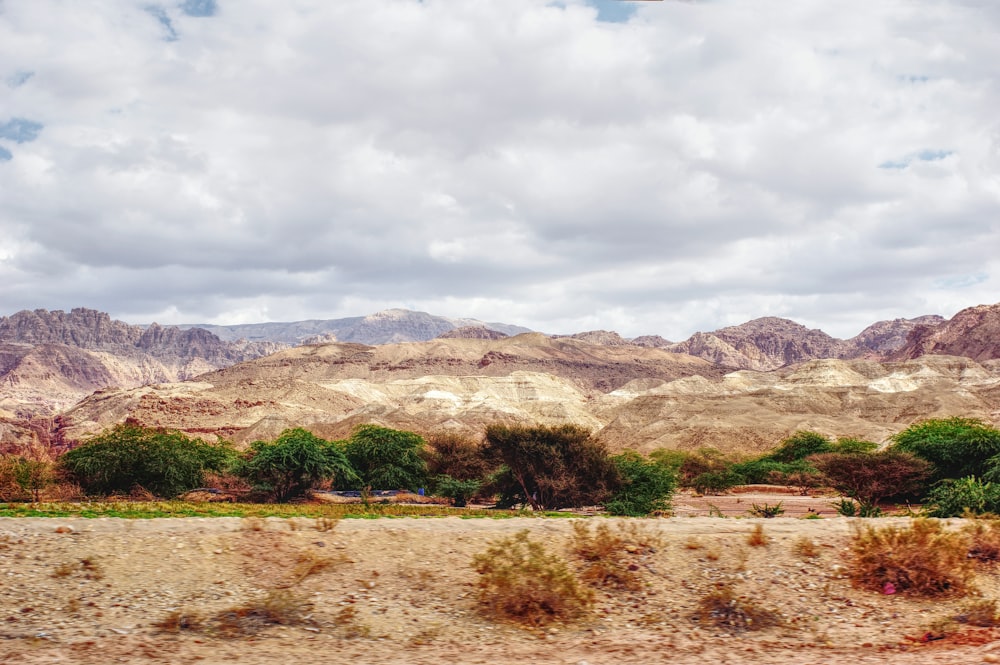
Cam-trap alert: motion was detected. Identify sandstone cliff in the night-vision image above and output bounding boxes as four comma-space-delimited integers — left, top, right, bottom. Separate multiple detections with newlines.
892, 304, 1000, 362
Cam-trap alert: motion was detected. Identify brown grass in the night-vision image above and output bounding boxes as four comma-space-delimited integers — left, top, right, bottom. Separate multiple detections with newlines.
152, 610, 204, 633
955, 599, 1000, 627
212, 590, 309, 637
963, 520, 1000, 563
747, 523, 768, 547
792, 536, 819, 559
848, 519, 975, 597
570, 522, 657, 591
472, 530, 592, 627
692, 584, 782, 633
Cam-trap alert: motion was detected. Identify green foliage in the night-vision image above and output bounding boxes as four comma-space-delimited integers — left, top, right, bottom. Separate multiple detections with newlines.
810, 450, 930, 510
923, 476, 1000, 517
472, 530, 592, 626
730, 458, 819, 486
748, 501, 784, 518
483, 423, 620, 510
829, 437, 878, 454
235, 428, 357, 501
892, 417, 1000, 482
605, 451, 676, 516
647, 448, 689, 471
766, 431, 832, 463
344, 424, 428, 491
434, 475, 481, 507
0, 456, 54, 502
692, 469, 743, 495
60, 423, 233, 498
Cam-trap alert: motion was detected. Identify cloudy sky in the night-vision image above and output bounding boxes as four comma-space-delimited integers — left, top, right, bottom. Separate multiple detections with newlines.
1, 0, 998, 340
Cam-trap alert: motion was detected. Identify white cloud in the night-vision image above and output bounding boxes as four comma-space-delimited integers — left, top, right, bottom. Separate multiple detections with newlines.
0, 0, 998, 339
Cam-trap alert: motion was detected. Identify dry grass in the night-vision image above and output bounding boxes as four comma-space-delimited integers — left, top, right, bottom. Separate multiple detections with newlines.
848, 519, 975, 596
472, 530, 592, 627
52, 557, 104, 580
747, 523, 768, 547
569, 522, 658, 592
963, 520, 1000, 563
792, 536, 819, 559
152, 610, 204, 633
213, 590, 310, 637
314, 516, 338, 532
692, 584, 782, 633
274, 550, 343, 589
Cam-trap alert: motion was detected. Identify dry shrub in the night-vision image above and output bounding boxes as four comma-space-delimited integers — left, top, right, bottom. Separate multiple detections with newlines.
963, 520, 1000, 563
241, 517, 266, 532
52, 557, 104, 581
472, 530, 592, 627
793, 536, 819, 559
570, 521, 658, 591
274, 551, 342, 589
955, 599, 1000, 627
213, 590, 309, 637
848, 519, 975, 596
314, 516, 338, 532
692, 585, 782, 633
684, 538, 703, 550
153, 610, 204, 633
747, 523, 768, 547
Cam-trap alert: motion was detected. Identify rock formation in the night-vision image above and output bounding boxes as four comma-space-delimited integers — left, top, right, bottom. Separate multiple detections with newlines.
892, 304, 1000, 362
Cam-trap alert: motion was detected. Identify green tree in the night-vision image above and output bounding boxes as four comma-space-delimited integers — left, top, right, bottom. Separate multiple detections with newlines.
922, 476, 1000, 517
60, 423, 233, 498
344, 425, 428, 491
235, 428, 357, 501
891, 417, 1000, 482
767, 431, 832, 463
483, 423, 621, 510
605, 451, 676, 516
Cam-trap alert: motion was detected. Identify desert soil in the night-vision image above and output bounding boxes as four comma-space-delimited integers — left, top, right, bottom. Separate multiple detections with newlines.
2, 513, 1000, 665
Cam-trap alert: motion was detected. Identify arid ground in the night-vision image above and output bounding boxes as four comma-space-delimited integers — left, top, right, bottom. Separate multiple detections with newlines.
3, 512, 1000, 665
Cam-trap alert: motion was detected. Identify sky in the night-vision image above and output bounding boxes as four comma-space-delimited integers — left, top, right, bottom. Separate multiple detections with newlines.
1, 0, 999, 340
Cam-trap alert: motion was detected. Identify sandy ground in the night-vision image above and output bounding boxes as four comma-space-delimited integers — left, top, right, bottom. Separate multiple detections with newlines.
2, 514, 1000, 665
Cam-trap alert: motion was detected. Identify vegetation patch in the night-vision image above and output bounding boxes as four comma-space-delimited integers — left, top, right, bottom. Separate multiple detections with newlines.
570, 521, 658, 591
692, 584, 782, 633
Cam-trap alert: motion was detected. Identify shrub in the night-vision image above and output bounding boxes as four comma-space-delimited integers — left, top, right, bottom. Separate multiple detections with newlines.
891, 417, 1000, 482
792, 536, 819, 558
955, 599, 1000, 627
344, 424, 427, 491
847, 519, 975, 596
767, 431, 832, 463
60, 423, 234, 498
483, 423, 620, 510
235, 428, 358, 501
570, 521, 658, 591
424, 433, 492, 481
434, 475, 481, 507
692, 469, 743, 495
963, 520, 1000, 563
605, 451, 676, 516
747, 524, 768, 547
923, 476, 1000, 517
748, 502, 784, 518
677, 448, 739, 487
692, 585, 782, 633
731, 458, 819, 486
809, 450, 930, 510
829, 437, 878, 454
472, 530, 591, 626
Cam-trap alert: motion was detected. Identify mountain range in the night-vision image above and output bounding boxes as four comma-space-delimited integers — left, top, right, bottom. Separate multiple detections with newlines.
2, 302, 1000, 454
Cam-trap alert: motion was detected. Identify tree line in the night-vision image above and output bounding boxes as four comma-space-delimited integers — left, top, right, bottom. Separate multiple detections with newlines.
3, 416, 1000, 517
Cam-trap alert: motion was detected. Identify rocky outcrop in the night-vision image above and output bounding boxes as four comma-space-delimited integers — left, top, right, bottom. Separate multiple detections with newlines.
892, 304, 1000, 362
630, 335, 672, 348
560, 330, 631, 346
844, 315, 945, 358
437, 326, 509, 340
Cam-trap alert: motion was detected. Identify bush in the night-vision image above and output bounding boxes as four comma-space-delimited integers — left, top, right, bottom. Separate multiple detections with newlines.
0, 456, 54, 502
923, 476, 1000, 517
235, 428, 358, 501
767, 431, 832, 463
692, 469, 743, 495
483, 423, 620, 510
604, 451, 676, 516
424, 433, 493, 481
677, 448, 738, 487
730, 458, 819, 486
892, 417, 1000, 482
472, 530, 592, 626
692, 585, 782, 633
809, 450, 930, 510
964, 520, 1000, 563
434, 475, 481, 507
847, 519, 975, 596
570, 521, 658, 591
60, 423, 233, 498
344, 425, 427, 491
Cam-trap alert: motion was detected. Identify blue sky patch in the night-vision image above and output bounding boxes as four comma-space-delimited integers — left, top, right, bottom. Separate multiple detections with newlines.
7, 71, 34, 88
586, 0, 637, 23
146, 6, 179, 40
180, 0, 217, 17
0, 146, 11, 161
0, 118, 44, 144
879, 149, 953, 170
933, 273, 987, 289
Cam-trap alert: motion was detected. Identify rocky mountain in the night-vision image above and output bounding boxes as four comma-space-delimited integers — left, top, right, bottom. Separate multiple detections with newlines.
437, 326, 509, 340
0, 308, 284, 418
892, 304, 1000, 362
183, 309, 531, 345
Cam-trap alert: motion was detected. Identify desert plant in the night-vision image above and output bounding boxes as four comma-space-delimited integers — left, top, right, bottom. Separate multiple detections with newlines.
434, 475, 481, 507
153, 610, 204, 633
767, 431, 832, 463
748, 502, 784, 518
692, 585, 782, 633
472, 530, 592, 626
810, 450, 931, 511
570, 521, 658, 591
692, 469, 743, 495
963, 519, 1000, 563
847, 519, 975, 596
235, 428, 358, 501
923, 476, 1000, 517
792, 536, 819, 558
955, 599, 1000, 627
891, 417, 1000, 482
344, 424, 428, 491
605, 451, 676, 516
59, 423, 234, 498
213, 590, 309, 637
747, 523, 768, 547
423, 433, 493, 481
483, 423, 620, 510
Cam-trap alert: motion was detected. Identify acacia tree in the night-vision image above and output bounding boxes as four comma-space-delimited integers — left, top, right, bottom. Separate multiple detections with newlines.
59, 423, 233, 498
483, 423, 620, 510
809, 450, 931, 510
343, 424, 428, 491
891, 417, 1000, 482
235, 428, 357, 501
